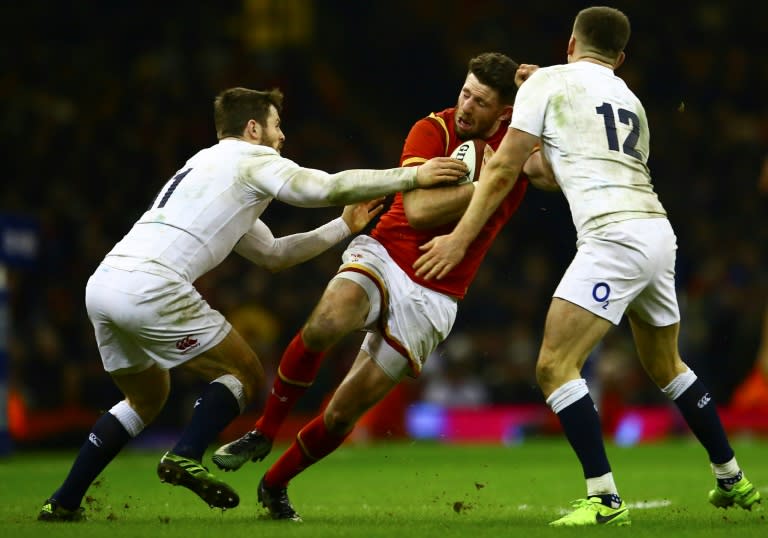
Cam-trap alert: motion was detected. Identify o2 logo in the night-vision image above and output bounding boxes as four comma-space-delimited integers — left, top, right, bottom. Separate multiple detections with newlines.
592, 282, 611, 310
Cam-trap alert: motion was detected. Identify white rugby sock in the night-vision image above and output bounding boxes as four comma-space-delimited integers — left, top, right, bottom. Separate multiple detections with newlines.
586, 472, 619, 497
214, 374, 247, 413
108, 400, 145, 437
546, 379, 589, 414
660, 368, 696, 399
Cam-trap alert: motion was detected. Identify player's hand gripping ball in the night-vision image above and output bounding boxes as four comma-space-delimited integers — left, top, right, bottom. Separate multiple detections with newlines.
450, 139, 486, 185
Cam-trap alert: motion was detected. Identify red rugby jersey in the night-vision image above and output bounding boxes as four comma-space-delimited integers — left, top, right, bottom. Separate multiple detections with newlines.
370, 107, 529, 299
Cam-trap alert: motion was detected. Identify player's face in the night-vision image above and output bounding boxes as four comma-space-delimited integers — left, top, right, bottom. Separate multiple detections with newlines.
261, 105, 286, 153
455, 73, 506, 140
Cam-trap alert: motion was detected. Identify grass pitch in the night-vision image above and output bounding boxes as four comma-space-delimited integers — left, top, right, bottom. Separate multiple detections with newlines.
2, 437, 766, 537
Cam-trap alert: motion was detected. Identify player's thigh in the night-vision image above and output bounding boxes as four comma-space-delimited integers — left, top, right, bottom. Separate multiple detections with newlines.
110, 363, 170, 423
324, 351, 400, 433
179, 327, 265, 400
628, 312, 685, 386
539, 298, 613, 375
303, 275, 372, 348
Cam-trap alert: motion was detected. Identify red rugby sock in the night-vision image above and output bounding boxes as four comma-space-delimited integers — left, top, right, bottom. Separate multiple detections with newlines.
264, 415, 348, 487
256, 331, 325, 440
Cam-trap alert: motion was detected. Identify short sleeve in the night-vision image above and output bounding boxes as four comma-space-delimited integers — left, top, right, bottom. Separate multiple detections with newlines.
510, 70, 549, 138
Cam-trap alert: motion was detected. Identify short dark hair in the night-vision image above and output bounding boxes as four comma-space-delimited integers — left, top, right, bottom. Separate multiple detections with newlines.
573, 6, 631, 61
468, 52, 519, 105
213, 87, 284, 139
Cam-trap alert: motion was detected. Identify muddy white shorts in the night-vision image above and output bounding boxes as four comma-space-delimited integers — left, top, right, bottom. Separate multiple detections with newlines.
553, 218, 680, 326
85, 264, 231, 373
333, 235, 458, 380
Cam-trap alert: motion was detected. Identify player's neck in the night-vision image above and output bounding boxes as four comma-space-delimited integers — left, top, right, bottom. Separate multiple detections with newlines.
571, 55, 615, 70
221, 135, 259, 145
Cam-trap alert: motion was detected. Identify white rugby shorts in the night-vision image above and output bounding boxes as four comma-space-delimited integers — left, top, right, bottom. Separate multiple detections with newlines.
554, 217, 680, 326
85, 264, 231, 373
333, 235, 458, 380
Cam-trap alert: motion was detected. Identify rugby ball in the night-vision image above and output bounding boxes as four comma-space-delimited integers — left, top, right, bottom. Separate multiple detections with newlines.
450, 139, 486, 185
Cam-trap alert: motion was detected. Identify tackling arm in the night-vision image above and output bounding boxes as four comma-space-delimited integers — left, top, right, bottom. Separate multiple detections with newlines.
271, 159, 467, 207
234, 218, 350, 273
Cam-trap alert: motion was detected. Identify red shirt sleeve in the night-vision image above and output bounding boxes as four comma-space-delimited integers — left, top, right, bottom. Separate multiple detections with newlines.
400, 114, 451, 166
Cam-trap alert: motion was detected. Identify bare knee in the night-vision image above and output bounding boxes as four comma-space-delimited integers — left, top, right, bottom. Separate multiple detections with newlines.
535, 353, 580, 397
112, 366, 170, 424
302, 282, 369, 350
643, 356, 687, 388
323, 404, 357, 436
126, 382, 169, 424
237, 356, 265, 403
535, 355, 559, 394
303, 307, 361, 351
186, 332, 266, 404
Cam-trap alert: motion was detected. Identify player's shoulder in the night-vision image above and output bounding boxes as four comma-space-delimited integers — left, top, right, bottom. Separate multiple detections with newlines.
404, 108, 455, 155
428, 107, 455, 121
417, 107, 454, 133
526, 64, 570, 86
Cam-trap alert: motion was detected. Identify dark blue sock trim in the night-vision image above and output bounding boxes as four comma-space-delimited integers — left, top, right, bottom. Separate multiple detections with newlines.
592, 493, 623, 508
717, 470, 743, 489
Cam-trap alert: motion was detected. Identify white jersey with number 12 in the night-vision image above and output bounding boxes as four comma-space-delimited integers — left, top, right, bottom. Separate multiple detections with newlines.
511, 62, 666, 238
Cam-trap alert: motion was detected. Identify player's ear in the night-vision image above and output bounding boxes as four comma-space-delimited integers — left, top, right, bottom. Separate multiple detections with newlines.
614, 51, 626, 70
247, 119, 262, 142
499, 105, 513, 123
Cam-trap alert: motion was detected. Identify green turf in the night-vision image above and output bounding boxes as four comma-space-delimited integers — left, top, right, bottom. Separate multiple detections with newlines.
2, 437, 766, 537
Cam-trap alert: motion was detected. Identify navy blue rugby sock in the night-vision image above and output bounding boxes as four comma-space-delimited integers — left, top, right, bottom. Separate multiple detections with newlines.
53, 412, 131, 510
672, 379, 733, 464
556, 394, 612, 479
171, 381, 240, 461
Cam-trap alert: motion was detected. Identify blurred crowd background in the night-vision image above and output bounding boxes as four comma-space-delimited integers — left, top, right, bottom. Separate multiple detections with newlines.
2, 0, 767, 443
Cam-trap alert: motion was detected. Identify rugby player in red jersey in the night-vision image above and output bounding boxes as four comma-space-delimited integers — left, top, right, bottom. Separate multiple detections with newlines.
213, 53, 555, 520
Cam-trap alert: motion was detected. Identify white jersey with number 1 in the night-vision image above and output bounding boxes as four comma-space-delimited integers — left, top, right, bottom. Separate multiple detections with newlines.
103, 139, 417, 282
511, 62, 666, 238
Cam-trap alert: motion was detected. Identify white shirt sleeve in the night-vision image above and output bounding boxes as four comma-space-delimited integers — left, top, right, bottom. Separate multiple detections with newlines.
510, 69, 549, 138
233, 217, 351, 272
240, 154, 418, 208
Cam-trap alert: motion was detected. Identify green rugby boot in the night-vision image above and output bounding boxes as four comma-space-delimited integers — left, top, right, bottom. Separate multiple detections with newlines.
709, 476, 761, 510
157, 451, 239, 509
37, 498, 85, 522
549, 497, 631, 527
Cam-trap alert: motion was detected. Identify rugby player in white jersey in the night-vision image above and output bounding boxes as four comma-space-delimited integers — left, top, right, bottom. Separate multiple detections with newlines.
37, 87, 468, 521
415, 6, 760, 527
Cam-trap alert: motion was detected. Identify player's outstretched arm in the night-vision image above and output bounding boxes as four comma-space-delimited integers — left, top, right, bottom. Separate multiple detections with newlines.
340, 197, 386, 233
234, 199, 385, 272
414, 157, 470, 188
273, 157, 468, 207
